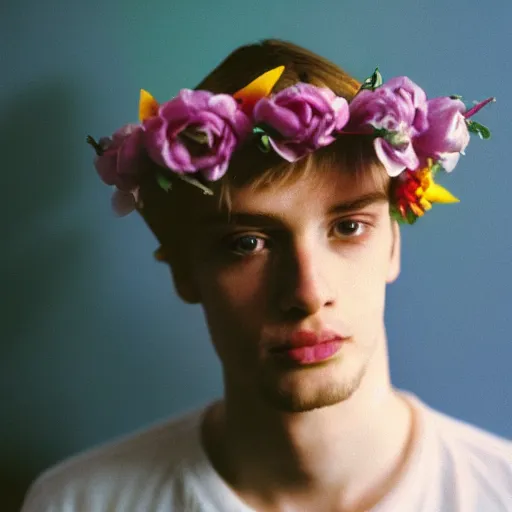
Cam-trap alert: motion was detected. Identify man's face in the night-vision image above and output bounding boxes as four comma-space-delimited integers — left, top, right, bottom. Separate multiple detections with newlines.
179, 167, 400, 412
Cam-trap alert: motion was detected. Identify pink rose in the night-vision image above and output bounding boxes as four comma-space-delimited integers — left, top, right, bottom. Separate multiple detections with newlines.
94, 124, 149, 191
143, 89, 252, 181
253, 83, 350, 162
414, 97, 470, 172
347, 77, 429, 176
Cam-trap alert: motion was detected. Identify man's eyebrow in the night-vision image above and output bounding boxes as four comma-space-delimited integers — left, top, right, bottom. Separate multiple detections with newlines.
327, 191, 389, 215
201, 191, 388, 226
201, 211, 285, 227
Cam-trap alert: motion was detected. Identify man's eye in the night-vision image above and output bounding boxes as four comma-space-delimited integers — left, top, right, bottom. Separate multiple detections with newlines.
230, 235, 267, 254
332, 220, 366, 238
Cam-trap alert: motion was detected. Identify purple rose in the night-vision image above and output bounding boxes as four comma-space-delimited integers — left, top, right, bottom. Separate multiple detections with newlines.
414, 97, 470, 172
347, 77, 429, 176
252, 83, 350, 162
94, 124, 148, 191
143, 89, 252, 181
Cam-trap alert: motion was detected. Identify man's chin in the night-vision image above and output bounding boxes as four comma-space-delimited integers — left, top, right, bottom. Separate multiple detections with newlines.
259, 364, 366, 413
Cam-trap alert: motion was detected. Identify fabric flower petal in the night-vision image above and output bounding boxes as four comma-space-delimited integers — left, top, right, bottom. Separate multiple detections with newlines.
95, 153, 119, 186
111, 189, 138, 216
254, 99, 303, 137
162, 139, 194, 172
415, 97, 470, 161
253, 83, 349, 159
143, 88, 247, 180
374, 138, 413, 177
437, 152, 461, 173
268, 138, 306, 162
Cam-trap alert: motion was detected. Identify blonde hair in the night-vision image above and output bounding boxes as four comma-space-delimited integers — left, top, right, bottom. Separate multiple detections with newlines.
138, 39, 389, 248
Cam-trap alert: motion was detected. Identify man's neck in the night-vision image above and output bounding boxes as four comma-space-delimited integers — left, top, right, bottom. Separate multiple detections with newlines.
202, 341, 418, 511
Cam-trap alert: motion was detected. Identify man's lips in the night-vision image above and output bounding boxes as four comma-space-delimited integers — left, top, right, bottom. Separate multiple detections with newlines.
269, 329, 347, 352
269, 329, 347, 365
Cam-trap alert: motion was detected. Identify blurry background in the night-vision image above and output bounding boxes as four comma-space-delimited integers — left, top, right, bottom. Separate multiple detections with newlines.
1, 0, 510, 509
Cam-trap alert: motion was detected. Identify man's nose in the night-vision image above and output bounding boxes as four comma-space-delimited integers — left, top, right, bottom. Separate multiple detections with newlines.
277, 240, 336, 317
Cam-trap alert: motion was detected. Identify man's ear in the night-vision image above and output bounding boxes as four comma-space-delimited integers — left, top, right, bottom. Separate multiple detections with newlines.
137, 181, 202, 305
160, 246, 202, 304
386, 219, 401, 284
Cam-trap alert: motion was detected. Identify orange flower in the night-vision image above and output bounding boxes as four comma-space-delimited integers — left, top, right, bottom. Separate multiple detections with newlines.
393, 160, 459, 222
233, 66, 285, 115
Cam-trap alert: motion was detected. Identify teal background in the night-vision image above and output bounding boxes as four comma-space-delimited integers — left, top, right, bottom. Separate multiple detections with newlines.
2, 0, 511, 509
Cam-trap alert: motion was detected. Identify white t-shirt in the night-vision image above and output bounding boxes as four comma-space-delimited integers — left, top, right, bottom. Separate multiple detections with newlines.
21, 393, 512, 511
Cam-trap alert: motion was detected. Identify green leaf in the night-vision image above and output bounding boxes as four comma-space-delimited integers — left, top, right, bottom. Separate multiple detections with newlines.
390, 206, 415, 225
467, 120, 491, 140
406, 210, 418, 224
360, 68, 383, 91
253, 126, 273, 153
384, 130, 409, 147
372, 128, 387, 140
389, 208, 404, 223
254, 123, 283, 139
157, 174, 173, 192
86, 135, 103, 156
430, 162, 444, 177
390, 205, 418, 225
174, 174, 213, 195
258, 135, 271, 153
180, 128, 209, 145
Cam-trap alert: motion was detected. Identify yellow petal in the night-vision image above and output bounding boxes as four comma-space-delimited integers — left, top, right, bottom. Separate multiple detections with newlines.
410, 203, 425, 217
420, 175, 433, 190
139, 89, 159, 122
419, 197, 432, 210
233, 66, 285, 105
424, 183, 460, 204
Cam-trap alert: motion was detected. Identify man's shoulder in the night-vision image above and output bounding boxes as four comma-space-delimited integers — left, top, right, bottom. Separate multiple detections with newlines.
21, 404, 209, 511
414, 394, 512, 506
424, 399, 512, 459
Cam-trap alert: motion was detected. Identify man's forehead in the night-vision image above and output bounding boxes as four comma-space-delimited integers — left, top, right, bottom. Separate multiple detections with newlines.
200, 170, 389, 225
244, 164, 382, 200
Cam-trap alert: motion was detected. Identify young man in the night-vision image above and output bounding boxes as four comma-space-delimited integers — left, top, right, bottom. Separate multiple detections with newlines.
22, 40, 511, 511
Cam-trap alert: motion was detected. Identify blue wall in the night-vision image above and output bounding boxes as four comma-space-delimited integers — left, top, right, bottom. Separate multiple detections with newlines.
2, 0, 511, 509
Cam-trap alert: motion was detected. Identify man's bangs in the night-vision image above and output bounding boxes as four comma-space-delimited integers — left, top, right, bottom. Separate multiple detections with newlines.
216, 135, 390, 212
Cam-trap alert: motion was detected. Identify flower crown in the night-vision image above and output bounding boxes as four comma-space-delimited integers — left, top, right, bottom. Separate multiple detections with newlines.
87, 66, 495, 224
